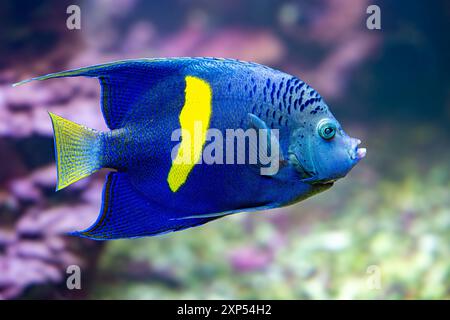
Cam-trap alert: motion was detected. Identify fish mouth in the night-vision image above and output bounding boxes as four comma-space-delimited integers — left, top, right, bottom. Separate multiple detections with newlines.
349, 139, 367, 161
355, 147, 367, 160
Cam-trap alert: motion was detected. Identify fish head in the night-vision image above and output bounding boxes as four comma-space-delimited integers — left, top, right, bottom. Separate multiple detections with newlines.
288, 103, 366, 186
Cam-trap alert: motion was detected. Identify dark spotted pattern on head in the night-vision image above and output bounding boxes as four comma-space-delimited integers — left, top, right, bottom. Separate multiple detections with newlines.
236, 71, 327, 130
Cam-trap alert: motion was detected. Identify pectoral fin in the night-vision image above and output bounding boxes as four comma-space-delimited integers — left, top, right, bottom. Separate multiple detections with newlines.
247, 113, 284, 173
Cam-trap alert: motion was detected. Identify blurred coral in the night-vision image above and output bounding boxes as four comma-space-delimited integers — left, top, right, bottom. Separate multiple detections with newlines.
229, 246, 274, 273
0, 204, 102, 299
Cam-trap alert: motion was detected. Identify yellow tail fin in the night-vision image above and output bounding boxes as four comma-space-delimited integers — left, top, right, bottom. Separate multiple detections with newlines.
49, 112, 101, 191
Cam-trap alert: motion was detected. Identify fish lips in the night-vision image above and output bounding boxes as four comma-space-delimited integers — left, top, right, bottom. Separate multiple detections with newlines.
348, 139, 367, 161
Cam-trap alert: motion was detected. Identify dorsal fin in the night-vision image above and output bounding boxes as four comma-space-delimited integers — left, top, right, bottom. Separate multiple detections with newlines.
13, 59, 183, 129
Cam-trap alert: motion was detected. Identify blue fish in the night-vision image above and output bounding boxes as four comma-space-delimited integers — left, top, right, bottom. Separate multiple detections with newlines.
14, 58, 366, 240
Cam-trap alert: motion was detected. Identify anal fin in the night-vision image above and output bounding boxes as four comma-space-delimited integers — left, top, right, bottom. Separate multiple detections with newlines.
71, 172, 217, 240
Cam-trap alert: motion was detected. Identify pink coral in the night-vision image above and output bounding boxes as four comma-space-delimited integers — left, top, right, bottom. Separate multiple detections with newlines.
229, 246, 274, 273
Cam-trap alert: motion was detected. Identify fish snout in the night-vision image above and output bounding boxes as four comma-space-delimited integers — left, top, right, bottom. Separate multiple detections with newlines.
348, 138, 367, 161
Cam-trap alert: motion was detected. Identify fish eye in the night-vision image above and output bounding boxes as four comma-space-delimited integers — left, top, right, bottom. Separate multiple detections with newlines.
317, 119, 337, 140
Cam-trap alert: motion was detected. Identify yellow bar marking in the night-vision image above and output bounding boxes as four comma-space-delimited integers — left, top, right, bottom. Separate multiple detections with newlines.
167, 76, 212, 192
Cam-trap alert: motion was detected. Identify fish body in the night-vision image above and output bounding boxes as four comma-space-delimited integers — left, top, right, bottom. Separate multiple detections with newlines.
15, 58, 366, 240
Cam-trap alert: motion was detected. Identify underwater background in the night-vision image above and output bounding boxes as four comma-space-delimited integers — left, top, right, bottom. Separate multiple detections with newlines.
0, 0, 449, 299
